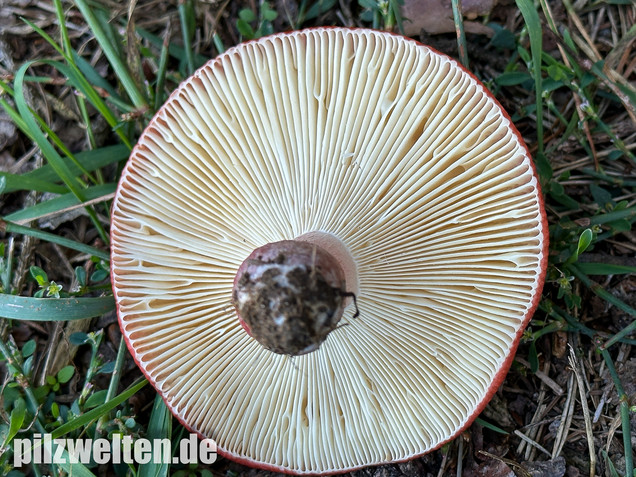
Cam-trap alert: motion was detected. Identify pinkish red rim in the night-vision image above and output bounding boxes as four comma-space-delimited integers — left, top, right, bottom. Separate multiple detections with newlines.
110, 26, 550, 475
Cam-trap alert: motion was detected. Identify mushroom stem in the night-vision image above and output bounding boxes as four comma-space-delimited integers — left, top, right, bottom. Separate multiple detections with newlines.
232, 237, 356, 355
295, 231, 359, 301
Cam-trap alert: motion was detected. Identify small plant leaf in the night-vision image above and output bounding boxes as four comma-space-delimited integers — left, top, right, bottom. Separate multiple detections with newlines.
84, 389, 108, 409
576, 229, 594, 257
590, 184, 613, 208
75, 266, 87, 287
98, 361, 116, 374
90, 269, 109, 283
237, 19, 255, 39
69, 332, 90, 345
261, 2, 278, 21
57, 365, 75, 384
29, 265, 48, 286
7, 398, 27, 444
21, 339, 36, 358
475, 417, 509, 435
238, 8, 257, 22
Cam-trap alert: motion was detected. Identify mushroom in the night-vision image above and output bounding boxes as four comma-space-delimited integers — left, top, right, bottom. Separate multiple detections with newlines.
111, 28, 548, 474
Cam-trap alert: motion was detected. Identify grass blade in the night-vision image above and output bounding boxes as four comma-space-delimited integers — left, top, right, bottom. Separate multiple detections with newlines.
0, 173, 68, 194
138, 395, 172, 477
178, 0, 195, 76
154, 24, 171, 111
13, 61, 111, 243
0, 145, 127, 194
51, 378, 148, 439
73, 0, 148, 111
515, 0, 544, 156
576, 262, 636, 275
25, 145, 128, 189
136, 26, 208, 67
19, 18, 133, 148
0, 295, 115, 320
2, 220, 110, 261
4, 183, 116, 224
451, 0, 469, 67
570, 265, 636, 319
599, 349, 634, 477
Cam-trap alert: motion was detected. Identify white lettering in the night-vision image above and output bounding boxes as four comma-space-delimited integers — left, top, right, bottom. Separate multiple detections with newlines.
93, 438, 110, 464
53, 439, 66, 464
134, 439, 151, 464
43, 434, 53, 463
179, 433, 198, 464
111, 434, 121, 463
199, 438, 217, 464
13, 438, 31, 466
33, 434, 42, 464
12, 433, 217, 465
153, 438, 171, 464
122, 435, 134, 464
66, 438, 92, 464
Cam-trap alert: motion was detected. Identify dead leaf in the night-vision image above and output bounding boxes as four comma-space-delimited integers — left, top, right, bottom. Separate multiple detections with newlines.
401, 0, 495, 36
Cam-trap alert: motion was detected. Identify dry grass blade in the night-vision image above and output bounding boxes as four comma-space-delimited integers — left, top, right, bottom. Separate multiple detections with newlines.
552, 371, 576, 459
514, 430, 552, 458
516, 356, 565, 396
10, 192, 116, 226
568, 345, 596, 477
517, 386, 546, 460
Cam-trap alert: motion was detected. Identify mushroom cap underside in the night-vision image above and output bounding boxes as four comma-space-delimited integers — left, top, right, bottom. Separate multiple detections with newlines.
111, 27, 548, 475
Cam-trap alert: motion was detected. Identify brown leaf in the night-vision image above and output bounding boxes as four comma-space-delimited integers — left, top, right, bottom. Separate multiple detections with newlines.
401, 0, 495, 36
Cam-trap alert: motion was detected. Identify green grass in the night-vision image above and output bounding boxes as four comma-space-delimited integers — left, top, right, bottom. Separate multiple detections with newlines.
0, 0, 634, 476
